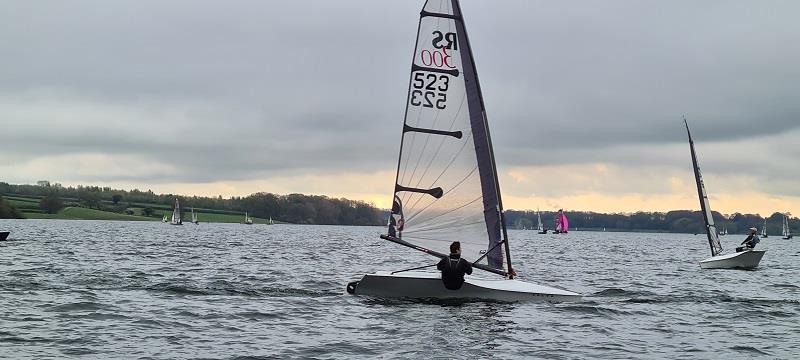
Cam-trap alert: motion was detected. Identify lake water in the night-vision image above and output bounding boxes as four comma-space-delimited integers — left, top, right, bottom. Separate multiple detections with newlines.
0, 219, 798, 359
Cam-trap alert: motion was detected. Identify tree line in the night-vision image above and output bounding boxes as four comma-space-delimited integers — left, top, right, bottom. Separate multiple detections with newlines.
505, 210, 797, 235
0, 182, 384, 226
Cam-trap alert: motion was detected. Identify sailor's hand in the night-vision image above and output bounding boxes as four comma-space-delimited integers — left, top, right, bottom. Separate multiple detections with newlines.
508, 268, 517, 279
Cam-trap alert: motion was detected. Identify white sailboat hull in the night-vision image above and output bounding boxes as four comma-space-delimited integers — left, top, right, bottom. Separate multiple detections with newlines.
348, 271, 581, 302
699, 250, 765, 269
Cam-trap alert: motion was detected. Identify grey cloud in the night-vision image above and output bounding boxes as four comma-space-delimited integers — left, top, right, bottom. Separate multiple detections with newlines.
0, 0, 798, 191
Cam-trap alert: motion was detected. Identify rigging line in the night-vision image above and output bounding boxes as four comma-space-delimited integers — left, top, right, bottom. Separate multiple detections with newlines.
406, 195, 483, 231
406, 217, 486, 235
401, 96, 469, 209
405, 166, 479, 224
404, 132, 473, 213
406, 190, 482, 227
406, 203, 485, 232
407, 212, 485, 233
407, 165, 478, 220
403, 91, 468, 206
401, 104, 447, 206
398, 107, 427, 188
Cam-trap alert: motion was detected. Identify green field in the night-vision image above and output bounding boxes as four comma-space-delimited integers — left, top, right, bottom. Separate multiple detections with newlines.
23, 207, 156, 221
7, 194, 280, 224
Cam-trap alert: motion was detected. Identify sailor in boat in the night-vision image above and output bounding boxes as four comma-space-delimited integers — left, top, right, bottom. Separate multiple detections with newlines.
436, 242, 473, 290
736, 227, 761, 252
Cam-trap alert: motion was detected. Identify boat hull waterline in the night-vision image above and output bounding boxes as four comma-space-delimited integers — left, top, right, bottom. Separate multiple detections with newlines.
699, 250, 766, 269
347, 271, 581, 302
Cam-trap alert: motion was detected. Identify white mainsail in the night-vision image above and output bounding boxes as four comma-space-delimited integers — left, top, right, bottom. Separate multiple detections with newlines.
684, 118, 722, 256
783, 214, 792, 239
537, 211, 544, 232
171, 198, 182, 225
761, 218, 768, 237
384, 0, 509, 274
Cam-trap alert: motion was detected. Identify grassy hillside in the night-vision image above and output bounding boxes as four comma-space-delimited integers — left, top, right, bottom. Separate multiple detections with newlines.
23, 207, 156, 221
5, 193, 281, 224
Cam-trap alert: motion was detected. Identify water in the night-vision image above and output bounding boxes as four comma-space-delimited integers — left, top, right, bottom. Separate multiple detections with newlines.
0, 219, 798, 359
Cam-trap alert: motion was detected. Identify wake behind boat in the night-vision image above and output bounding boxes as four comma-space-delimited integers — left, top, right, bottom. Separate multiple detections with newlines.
684, 118, 764, 269
346, 0, 580, 302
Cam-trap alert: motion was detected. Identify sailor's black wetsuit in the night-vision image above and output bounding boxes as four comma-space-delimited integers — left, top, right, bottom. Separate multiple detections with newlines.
437, 253, 473, 290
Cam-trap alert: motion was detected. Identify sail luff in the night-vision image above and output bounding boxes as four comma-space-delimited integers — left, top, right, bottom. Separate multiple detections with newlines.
386, 2, 428, 239
451, 0, 507, 271
684, 118, 721, 256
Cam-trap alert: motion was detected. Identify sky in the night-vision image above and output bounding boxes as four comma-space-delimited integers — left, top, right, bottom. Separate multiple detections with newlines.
0, 0, 798, 216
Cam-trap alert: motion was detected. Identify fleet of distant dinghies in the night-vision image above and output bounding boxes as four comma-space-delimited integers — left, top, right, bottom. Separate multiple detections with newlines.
684, 118, 765, 269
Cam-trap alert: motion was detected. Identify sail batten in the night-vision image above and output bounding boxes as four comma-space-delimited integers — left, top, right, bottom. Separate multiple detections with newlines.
386, 0, 509, 273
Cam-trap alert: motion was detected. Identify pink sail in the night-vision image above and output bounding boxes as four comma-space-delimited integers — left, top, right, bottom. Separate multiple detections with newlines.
559, 213, 569, 233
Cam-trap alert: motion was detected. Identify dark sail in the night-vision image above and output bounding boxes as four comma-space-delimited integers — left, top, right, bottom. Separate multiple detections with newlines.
386, 0, 509, 272
684, 118, 722, 256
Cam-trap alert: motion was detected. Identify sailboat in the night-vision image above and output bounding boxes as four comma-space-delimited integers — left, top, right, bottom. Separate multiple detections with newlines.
553, 210, 569, 234
684, 118, 764, 269
170, 198, 183, 225
346, 0, 580, 302
782, 214, 793, 240
162, 214, 169, 223
761, 218, 768, 238
268, 217, 274, 225
537, 210, 547, 234
191, 208, 199, 224
0, 231, 9, 241
242, 212, 253, 225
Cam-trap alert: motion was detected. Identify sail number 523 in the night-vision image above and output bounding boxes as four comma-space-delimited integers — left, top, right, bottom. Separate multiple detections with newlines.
411, 73, 448, 109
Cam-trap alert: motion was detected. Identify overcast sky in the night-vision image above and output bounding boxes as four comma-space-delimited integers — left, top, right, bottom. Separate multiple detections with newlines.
1, 0, 798, 215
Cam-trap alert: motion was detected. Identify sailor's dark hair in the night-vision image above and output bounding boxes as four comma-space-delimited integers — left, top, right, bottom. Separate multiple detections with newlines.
450, 241, 461, 253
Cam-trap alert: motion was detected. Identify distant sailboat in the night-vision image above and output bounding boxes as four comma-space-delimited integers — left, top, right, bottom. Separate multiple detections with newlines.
761, 218, 768, 238
242, 212, 253, 225
346, 0, 580, 302
170, 198, 183, 225
782, 214, 793, 240
162, 214, 169, 223
684, 118, 764, 269
554, 210, 569, 234
191, 208, 199, 225
268, 217, 274, 225
537, 210, 547, 234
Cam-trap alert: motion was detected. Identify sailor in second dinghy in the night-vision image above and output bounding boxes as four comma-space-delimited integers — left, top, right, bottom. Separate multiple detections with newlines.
736, 228, 761, 252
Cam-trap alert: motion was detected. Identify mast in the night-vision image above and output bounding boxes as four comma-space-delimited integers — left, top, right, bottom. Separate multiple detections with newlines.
451, 0, 512, 275
684, 118, 722, 256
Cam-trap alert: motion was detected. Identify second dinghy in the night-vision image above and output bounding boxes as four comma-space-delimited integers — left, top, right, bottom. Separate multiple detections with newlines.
684, 118, 765, 269
346, 0, 580, 302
